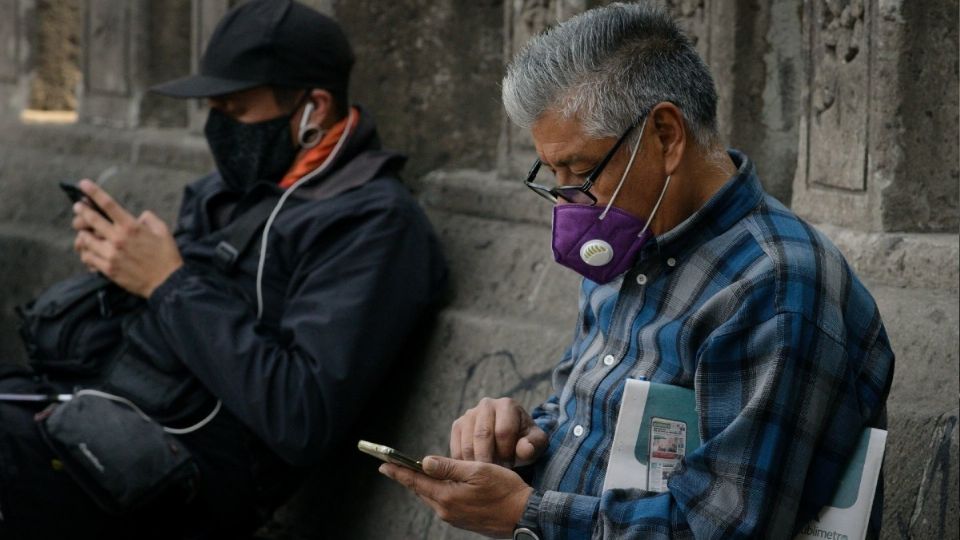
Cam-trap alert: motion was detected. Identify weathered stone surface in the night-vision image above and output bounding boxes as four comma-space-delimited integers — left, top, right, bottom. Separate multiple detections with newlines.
415, 168, 553, 226
808, 0, 871, 192
726, 0, 802, 206
883, 409, 959, 540
427, 209, 580, 327
333, 0, 505, 179
139, 0, 192, 127
871, 284, 960, 417
878, 0, 960, 233
80, 0, 192, 128
816, 224, 960, 292
665, 0, 803, 205
792, 0, 959, 233
0, 0, 35, 117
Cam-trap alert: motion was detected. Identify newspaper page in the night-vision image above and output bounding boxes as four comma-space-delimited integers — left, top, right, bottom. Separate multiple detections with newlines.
795, 428, 887, 540
603, 380, 886, 540
602, 379, 700, 493
647, 417, 687, 492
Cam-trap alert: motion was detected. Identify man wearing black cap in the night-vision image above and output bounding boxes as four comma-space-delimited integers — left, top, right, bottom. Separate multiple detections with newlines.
0, 1, 446, 538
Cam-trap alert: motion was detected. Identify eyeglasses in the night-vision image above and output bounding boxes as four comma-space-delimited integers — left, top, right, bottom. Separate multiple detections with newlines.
523, 116, 643, 206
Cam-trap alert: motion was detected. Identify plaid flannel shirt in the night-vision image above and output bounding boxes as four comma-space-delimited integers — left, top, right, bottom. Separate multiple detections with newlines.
522, 150, 895, 539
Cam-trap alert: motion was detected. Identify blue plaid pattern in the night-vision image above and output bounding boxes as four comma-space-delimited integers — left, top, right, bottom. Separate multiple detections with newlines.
524, 150, 894, 539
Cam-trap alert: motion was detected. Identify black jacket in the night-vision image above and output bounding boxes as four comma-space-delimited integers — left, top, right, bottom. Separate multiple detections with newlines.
135, 109, 446, 474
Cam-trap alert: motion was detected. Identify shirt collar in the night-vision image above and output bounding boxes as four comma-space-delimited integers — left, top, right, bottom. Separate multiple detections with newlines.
638, 149, 764, 264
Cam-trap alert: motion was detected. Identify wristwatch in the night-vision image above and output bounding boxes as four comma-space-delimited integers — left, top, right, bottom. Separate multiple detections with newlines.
513, 490, 543, 540
513, 527, 541, 540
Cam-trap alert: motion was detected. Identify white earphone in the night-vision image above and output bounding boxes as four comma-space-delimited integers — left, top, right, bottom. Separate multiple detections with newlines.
298, 101, 324, 148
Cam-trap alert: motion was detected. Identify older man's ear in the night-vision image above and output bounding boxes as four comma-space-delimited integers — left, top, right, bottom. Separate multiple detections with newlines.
650, 102, 687, 178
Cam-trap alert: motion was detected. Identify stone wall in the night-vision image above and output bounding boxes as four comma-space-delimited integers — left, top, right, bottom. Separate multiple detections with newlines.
0, 1, 956, 538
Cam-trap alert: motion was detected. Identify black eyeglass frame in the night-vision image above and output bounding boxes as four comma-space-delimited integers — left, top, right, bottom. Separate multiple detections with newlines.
523, 115, 645, 206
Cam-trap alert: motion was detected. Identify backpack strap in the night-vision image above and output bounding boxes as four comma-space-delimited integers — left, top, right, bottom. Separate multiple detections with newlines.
213, 196, 282, 273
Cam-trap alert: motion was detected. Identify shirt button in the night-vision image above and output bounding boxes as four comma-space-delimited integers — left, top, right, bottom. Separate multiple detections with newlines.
603, 354, 616, 366
636, 273, 648, 285
573, 425, 585, 437
666, 257, 677, 267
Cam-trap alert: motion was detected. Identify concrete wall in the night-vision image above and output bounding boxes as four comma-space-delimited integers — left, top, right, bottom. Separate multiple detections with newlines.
0, 1, 956, 538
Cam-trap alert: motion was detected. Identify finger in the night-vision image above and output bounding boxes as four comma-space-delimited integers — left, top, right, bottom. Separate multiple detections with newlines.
450, 418, 463, 459
76, 230, 114, 262
74, 201, 117, 241
71, 213, 93, 233
379, 463, 444, 501
472, 403, 496, 463
459, 413, 476, 461
78, 179, 134, 226
422, 456, 473, 482
516, 426, 548, 466
493, 401, 522, 465
139, 210, 169, 235
78, 242, 110, 276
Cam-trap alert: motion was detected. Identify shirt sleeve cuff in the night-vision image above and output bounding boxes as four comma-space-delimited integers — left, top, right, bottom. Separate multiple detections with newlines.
537, 490, 600, 538
517, 489, 543, 531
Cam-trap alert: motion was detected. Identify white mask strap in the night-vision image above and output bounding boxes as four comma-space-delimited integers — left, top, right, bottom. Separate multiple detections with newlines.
637, 173, 672, 238
599, 116, 648, 220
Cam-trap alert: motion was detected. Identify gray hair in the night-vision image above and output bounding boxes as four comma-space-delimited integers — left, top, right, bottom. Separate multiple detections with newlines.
502, 2, 719, 148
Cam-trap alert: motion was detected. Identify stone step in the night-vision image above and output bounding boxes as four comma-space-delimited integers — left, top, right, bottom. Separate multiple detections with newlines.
818, 224, 959, 293
425, 208, 578, 328
416, 169, 960, 293
0, 132, 198, 229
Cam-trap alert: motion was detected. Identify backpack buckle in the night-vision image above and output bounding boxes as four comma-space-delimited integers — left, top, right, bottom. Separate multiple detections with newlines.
214, 241, 240, 272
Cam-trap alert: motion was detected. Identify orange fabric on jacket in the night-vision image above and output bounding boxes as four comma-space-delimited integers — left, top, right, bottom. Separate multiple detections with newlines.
278, 106, 358, 189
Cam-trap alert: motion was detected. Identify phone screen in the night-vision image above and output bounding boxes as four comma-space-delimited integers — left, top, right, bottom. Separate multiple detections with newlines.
357, 440, 423, 472
59, 181, 112, 223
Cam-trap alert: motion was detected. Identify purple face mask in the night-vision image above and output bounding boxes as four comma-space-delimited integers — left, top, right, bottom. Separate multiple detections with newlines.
549, 119, 672, 284
551, 204, 654, 284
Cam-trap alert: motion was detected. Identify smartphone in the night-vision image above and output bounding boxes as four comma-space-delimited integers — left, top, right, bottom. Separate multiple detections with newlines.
357, 440, 423, 472
59, 181, 112, 223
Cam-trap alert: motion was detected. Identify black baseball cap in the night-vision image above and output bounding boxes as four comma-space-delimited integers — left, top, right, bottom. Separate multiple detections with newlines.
151, 0, 354, 99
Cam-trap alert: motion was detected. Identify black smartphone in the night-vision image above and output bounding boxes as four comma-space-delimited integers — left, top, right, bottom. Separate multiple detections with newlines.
59, 181, 112, 223
357, 440, 424, 472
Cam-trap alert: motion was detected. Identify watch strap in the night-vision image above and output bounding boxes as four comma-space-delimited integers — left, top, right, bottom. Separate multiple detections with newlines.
513, 490, 544, 539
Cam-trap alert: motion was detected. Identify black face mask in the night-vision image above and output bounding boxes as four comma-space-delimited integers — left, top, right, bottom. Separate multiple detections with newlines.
204, 107, 299, 192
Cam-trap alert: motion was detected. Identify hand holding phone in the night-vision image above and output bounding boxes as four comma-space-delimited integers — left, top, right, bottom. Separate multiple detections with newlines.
358, 440, 423, 472
60, 181, 112, 223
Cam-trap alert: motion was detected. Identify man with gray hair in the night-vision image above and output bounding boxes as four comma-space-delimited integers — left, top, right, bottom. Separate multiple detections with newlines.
382, 3, 893, 539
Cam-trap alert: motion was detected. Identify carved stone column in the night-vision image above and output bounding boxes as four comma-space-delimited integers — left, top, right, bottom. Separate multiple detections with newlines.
29, 0, 81, 112
0, 0, 35, 118
78, 0, 192, 128
791, 0, 958, 232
